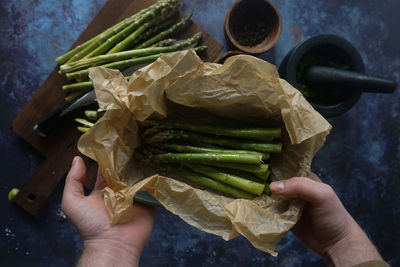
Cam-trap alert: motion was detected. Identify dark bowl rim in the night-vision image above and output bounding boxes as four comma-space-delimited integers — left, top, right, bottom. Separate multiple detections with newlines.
224, 0, 282, 54
282, 34, 365, 117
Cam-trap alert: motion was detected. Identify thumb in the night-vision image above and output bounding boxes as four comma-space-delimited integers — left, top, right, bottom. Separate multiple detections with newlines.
270, 177, 335, 206
63, 156, 87, 201
93, 169, 107, 192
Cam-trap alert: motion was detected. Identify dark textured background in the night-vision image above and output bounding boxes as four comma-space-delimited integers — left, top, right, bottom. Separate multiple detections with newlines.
1, 0, 399, 266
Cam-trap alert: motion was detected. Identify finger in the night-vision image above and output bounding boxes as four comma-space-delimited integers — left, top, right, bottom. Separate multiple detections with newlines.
63, 156, 87, 200
93, 169, 108, 191
309, 172, 322, 182
270, 177, 335, 206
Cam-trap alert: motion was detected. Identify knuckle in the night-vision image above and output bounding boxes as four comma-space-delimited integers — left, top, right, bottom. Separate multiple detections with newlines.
288, 177, 307, 188
284, 177, 309, 197
321, 183, 336, 200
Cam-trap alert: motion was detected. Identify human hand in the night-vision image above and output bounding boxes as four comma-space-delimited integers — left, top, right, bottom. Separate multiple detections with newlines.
62, 156, 156, 267
270, 174, 382, 266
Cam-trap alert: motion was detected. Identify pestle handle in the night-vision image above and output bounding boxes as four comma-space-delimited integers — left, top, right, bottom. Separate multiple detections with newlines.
305, 66, 397, 93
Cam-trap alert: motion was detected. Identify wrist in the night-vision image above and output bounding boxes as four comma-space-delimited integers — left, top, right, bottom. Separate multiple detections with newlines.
323, 220, 382, 266
78, 239, 142, 267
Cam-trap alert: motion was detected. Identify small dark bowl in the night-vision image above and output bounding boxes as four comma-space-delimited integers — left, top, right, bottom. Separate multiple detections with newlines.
213, 51, 247, 64
224, 0, 282, 54
279, 34, 365, 118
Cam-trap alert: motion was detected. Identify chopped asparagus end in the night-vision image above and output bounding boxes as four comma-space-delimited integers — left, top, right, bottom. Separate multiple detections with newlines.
8, 188, 20, 202
75, 118, 95, 128
77, 126, 90, 133
84, 110, 98, 121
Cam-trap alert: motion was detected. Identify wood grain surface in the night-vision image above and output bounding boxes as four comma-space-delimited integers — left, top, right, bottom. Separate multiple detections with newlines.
11, 0, 223, 216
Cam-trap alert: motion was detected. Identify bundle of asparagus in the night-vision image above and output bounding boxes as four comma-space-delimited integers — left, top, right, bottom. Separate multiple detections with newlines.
74, 117, 282, 199
136, 120, 283, 199
56, 0, 207, 102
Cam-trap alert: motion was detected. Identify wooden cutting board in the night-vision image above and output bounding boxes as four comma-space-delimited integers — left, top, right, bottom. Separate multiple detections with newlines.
11, 0, 223, 216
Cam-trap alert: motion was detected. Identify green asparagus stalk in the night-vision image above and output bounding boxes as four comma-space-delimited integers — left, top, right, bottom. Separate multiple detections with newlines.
60, 32, 202, 73
162, 143, 270, 160
64, 45, 206, 81
132, 19, 176, 48
265, 169, 271, 180
75, 118, 95, 128
77, 126, 90, 133
147, 130, 283, 153
84, 110, 98, 121
142, 120, 281, 141
170, 167, 256, 199
62, 80, 94, 92
150, 38, 177, 47
85, 0, 180, 58
184, 164, 265, 195
107, 7, 178, 54
65, 91, 86, 102
264, 183, 271, 195
217, 168, 265, 183
136, 12, 193, 49
56, 38, 95, 65
64, 7, 152, 64
264, 170, 271, 194
65, 54, 162, 81
150, 152, 263, 165
203, 162, 270, 181
62, 76, 130, 93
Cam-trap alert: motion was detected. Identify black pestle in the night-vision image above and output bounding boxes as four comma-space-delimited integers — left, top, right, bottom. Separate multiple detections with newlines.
304, 66, 397, 94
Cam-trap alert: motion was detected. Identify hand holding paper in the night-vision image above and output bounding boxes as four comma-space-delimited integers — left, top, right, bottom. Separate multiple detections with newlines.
61, 156, 156, 267
271, 174, 383, 266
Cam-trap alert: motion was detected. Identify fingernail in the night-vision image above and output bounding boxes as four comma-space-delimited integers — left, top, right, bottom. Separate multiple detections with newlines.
270, 181, 284, 193
72, 156, 79, 166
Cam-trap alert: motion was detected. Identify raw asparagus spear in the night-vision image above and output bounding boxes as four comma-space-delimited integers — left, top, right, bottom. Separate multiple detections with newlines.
62, 81, 94, 92
65, 91, 86, 102
150, 38, 177, 47
60, 32, 202, 73
141, 120, 281, 141
65, 54, 162, 80
56, 38, 94, 65
170, 167, 256, 199
203, 162, 270, 181
107, 8, 177, 54
85, 0, 180, 58
136, 12, 192, 49
62, 77, 130, 93
77, 126, 90, 133
56, 15, 137, 64
161, 143, 269, 160
184, 164, 265, 195
65, 45, 207, 81
133, 19, 176, 48
147, 130, 283, 153
63, 6, 151, 64
219, 168, 265, 183
74, 118, 94, 128
149, 152, 263, 164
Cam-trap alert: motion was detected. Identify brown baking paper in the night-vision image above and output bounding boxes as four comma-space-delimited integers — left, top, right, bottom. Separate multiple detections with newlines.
78, 49, 331, 256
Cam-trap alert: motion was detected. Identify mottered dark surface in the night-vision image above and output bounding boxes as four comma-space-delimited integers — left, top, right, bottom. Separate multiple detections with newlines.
1, 0, 399, 266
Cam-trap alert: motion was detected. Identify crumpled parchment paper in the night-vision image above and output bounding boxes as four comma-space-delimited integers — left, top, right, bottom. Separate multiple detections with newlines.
78, 49, 331, 256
